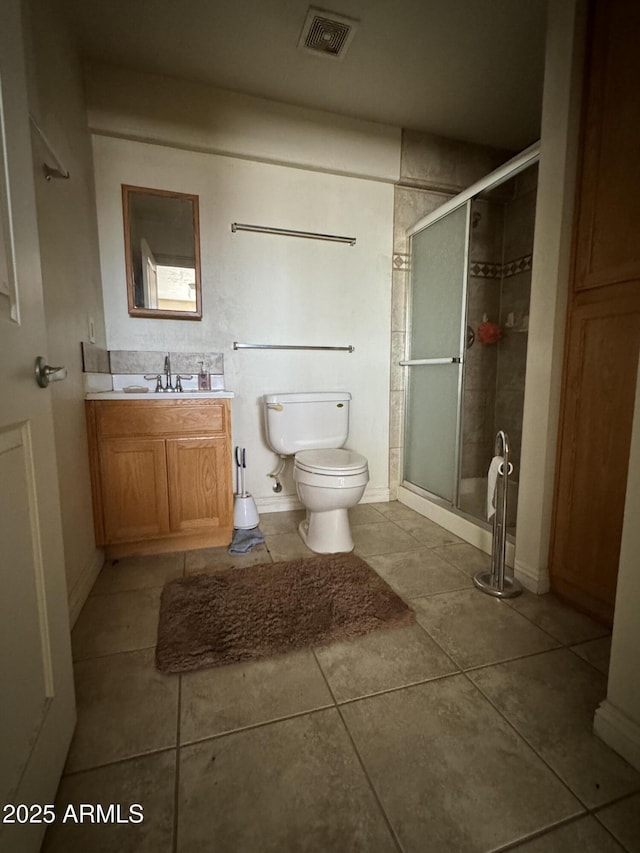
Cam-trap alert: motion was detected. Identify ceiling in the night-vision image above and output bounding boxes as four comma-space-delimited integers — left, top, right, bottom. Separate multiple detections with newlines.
63, 0, 547, 151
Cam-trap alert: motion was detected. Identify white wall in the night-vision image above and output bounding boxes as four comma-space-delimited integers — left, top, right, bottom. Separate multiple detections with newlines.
85, 64, 401, 182
514, 0, 587, 592
24, 0, 106, 622
93, 134, 394, 506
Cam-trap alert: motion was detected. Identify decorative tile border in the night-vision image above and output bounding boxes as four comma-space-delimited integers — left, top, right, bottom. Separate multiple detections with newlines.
393, 253, 410, 271
468, 261, 502, 280
503, 254, 533, 278
468, 254, 533, 281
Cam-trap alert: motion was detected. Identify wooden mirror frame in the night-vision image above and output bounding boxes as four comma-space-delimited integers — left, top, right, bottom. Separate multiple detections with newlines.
122, 185, 202, 320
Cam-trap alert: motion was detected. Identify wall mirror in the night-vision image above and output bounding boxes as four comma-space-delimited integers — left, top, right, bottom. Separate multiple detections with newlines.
122, 185, 202, 319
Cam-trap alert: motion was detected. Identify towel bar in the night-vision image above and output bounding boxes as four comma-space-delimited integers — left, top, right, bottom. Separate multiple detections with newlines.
231, 222, 356, 246
233, 342, 354, 353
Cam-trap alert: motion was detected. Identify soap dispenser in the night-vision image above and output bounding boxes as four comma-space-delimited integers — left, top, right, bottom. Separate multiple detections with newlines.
198, 361, 210, 391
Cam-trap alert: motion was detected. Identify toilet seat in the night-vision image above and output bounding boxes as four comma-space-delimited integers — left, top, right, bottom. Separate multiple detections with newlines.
295, 448, 368, 477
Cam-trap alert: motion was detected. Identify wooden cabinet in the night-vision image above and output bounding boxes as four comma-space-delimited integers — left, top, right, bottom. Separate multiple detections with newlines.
549, 0, 640, 623
86, 398, 233, 557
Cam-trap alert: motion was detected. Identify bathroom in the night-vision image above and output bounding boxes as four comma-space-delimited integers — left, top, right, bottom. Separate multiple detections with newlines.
6, 0, 640, 849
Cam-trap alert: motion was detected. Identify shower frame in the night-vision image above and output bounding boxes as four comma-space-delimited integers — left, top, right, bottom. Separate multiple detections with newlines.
400, 142, 540, 531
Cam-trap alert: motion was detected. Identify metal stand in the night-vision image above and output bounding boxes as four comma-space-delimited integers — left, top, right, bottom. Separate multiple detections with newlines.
474, 431, 522, 599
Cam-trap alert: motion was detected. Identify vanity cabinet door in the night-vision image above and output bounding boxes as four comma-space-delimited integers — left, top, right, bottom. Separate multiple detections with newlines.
166, 437, 233, 533
99, 438, 170, 543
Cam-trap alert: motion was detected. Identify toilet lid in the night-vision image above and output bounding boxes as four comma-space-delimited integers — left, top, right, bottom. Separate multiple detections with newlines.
295, 448, 368, 476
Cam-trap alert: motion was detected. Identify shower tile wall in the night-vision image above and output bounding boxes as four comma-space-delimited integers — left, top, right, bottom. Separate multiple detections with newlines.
389, 131, 510, 498
462, 166, 537, 486
463, 200, 503, 479
495, 167, 537, 475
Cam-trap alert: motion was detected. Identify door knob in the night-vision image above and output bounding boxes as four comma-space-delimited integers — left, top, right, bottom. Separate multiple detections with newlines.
35, 356, 67, 388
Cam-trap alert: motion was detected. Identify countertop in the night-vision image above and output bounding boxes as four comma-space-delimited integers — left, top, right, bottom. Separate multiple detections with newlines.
85, 390, 235, 400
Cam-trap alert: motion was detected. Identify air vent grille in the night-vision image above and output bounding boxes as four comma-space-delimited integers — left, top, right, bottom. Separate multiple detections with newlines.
305, 16, 351, 55
298, 7, 358, 60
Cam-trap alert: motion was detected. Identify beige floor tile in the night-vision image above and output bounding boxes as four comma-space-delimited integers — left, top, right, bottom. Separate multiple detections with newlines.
469, 649, 640, 808
42, 751, 176, 853
368, 548, 473, 599
71, 587, 162, 660
371, 501, 424, 521
178, 709, 397, 852
571, 636, 612, 676
184, 543, 270, 574
258, 509, 305, 535
597, 792, 640, 852
352, 521, 420, 557
92, 552, 184, 595
314, 623, 457, 702
180, 650, 333, 743
412, 588, 558, 669
341, 675, 581, 852
395, 515, 465, 547
512, 816, 625, 852
349, 503, 385, 525
264, 531, 315, 562
432, 542, 492, 576
66, 648, 178, 772
506, 591, 610, 645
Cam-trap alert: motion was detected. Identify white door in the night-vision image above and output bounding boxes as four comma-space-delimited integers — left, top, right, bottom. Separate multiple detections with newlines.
0, 3, 76, 852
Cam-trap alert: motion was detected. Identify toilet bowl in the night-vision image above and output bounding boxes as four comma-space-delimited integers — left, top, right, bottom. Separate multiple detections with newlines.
262, 392, 369, 554
293, 449, 369, 553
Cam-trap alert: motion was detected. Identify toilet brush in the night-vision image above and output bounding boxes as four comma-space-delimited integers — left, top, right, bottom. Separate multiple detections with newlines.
233, 447, 259, 529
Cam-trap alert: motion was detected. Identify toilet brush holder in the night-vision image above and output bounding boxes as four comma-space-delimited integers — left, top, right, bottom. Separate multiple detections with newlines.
233, 494, 259, 530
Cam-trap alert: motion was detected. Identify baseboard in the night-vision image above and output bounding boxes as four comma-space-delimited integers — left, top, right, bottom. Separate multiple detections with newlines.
255, 486, 390, 515
362, 486, 391, 504
68, 549, 104, 627
514, 559, 550, 594
594, 700, 640, 773
255, 494, 302, 513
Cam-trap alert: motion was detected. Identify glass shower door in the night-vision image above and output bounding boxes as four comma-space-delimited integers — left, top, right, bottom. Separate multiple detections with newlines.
403, 203, 469, 503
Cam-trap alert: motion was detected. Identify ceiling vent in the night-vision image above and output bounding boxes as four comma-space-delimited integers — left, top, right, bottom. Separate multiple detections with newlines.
298, 7, 359, 60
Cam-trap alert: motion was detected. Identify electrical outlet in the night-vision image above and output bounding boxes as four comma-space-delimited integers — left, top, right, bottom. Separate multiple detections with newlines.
88, 316, 96, 343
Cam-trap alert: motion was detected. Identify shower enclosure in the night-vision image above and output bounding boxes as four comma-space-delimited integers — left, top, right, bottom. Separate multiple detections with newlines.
401, 146, 539, 536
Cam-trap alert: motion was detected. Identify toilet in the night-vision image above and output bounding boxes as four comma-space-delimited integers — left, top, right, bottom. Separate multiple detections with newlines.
263, 392, 369, 553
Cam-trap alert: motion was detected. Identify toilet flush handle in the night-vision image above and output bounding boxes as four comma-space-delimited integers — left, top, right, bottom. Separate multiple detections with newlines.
267, 403, 283, 411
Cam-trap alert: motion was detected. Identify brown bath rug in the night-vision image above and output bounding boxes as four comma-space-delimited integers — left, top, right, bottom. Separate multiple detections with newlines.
155, 553, 414, 674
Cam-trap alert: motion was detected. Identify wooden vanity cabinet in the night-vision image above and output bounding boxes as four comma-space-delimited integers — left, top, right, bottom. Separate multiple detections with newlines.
86, 398, 233, 557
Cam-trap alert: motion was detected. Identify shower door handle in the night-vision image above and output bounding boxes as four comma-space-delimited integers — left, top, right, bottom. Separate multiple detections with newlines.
399, 357, 462, 366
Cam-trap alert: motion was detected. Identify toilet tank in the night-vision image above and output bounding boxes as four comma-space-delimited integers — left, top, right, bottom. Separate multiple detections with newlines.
263, 392, 351, 455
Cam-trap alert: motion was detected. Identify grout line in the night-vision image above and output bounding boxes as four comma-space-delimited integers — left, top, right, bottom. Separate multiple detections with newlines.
460, 645, 564, 674
310, 648, 406, 853
461, 668, 591, 811
592, 791, 640, 853
409, 613, 463, 672
565, 642, 612, 677
178, 704, 335, 749
72, 643, 157, 665
591, 787, 640, 814
62, 745, 177, 778
334, 668, 461, 708
88, 583, 168, 599
501, 596, 611, 648
492, 785, 640, 853
489, 812, 591, 852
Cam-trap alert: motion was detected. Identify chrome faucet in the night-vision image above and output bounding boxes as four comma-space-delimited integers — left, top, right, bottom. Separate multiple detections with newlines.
144, 373, 163, 392
163, 354, 174, 392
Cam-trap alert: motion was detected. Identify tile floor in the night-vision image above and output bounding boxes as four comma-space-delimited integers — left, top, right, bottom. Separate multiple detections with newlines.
43, 501, 640, 852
